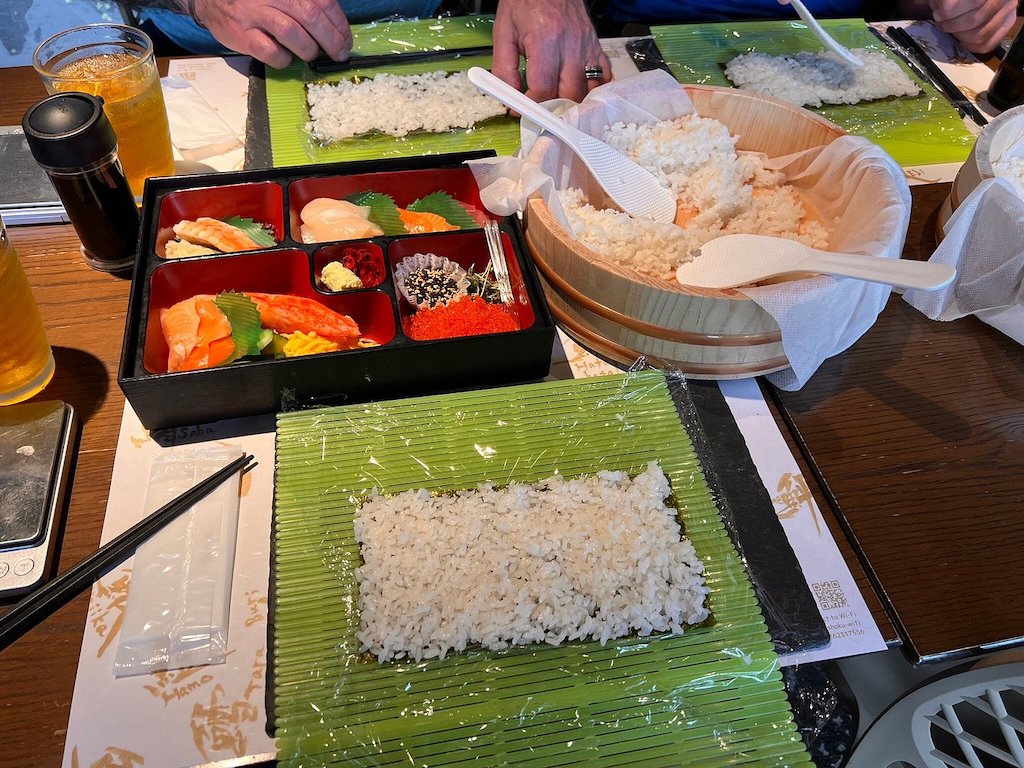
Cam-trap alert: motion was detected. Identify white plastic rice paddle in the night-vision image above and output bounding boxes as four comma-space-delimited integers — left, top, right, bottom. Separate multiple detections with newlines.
466, 67, 676, 224
675, 234, 956, 290
788, 0, 864, 68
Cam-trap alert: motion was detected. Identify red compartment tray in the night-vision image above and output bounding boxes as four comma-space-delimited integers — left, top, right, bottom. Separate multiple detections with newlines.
118, 152, 555, 430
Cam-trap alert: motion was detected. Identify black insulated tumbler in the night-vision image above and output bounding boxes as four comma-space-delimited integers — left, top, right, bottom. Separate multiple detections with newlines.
23, 92, 140, 273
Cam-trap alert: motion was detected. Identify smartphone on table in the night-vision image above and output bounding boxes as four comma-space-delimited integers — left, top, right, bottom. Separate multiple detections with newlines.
0, 401, 77, 598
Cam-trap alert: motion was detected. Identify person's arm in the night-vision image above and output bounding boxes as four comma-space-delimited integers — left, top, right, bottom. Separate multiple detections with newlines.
490, 0, 611, 103
126, 0, 353, 68
896, 0, 1016, 53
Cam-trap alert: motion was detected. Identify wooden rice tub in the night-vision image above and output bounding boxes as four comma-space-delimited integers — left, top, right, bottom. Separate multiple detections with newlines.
524, 84, 847, 379
939, 104, 1024, 240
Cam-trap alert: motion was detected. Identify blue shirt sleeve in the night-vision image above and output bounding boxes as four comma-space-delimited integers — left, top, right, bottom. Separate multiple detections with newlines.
138, 0, 443, 54
604, 0, 865, 23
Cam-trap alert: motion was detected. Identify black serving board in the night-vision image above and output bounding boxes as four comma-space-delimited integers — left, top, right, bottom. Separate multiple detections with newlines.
244, 61, 272, 170
684, 379, 830, 654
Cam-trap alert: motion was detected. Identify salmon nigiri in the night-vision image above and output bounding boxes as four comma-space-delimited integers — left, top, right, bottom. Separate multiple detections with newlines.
160, 295, 235, 372
397, 208, 459, 234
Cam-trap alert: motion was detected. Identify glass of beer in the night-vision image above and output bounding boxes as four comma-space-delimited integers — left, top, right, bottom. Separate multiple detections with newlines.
0, 214, 55, 405
33, 24, 175, 201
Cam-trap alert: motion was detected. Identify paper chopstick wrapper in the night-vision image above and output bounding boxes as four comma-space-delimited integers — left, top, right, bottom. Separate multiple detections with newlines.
468, 70, 911, 389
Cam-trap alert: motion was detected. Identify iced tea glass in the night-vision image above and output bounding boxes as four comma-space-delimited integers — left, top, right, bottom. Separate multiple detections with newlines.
0, 214, 55, 405
33, 24, 175, 201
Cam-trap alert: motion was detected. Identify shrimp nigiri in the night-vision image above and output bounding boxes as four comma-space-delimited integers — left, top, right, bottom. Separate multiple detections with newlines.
244, 292, 361, 344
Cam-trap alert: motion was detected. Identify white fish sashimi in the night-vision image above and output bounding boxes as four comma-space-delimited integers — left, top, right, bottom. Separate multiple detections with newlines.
299, 197, 383, 243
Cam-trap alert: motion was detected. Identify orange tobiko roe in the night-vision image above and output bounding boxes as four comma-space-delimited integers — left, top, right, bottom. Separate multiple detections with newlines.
405, 296, 518, 340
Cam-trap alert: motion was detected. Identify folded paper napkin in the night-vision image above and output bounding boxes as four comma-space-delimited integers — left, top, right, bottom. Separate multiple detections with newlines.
467, 70, 912, 390
161, 76, 245, 172
902, 187, 1024, 348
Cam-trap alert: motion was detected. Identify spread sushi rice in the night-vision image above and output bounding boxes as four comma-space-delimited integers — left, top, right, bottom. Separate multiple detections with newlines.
724, 49, 921, 108
354, 462, 709, 663
558, 113, 829, 279
306, 70, 506, 142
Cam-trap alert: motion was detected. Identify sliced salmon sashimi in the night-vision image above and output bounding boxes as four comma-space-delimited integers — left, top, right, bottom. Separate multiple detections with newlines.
173, 217, 263, 252
160, 295, 235, 372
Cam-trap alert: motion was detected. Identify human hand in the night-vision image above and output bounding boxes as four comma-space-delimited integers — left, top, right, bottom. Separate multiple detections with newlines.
190, 0, 353, 68
491, 0, 611, 103
928, 0, 1016, 53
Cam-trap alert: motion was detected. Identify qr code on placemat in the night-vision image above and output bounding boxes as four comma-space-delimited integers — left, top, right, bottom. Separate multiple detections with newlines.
812, 580, 849, 611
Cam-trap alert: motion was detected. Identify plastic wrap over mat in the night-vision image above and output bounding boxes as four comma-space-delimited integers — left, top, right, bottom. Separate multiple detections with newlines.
650, 19, 974, 168
272, 369, 814, 767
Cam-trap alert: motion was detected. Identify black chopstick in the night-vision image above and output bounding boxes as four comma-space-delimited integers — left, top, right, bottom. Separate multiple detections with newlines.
0, 453, 255, 652
308, 45, 493, 74
887, 25, 988, 126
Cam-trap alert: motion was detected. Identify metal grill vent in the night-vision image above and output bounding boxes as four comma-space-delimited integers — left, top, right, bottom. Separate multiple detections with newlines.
928, 684, 1024, 768
848, 662, 1024, 768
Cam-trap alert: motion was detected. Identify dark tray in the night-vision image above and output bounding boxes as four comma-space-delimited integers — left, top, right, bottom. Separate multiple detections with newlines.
119, 152, 555, 430
685, 380, 830, 655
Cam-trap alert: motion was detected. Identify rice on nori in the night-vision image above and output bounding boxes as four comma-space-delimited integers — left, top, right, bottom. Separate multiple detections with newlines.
354, 462, 709, 663
724, 48, 921, 108
306, 70, 506, 142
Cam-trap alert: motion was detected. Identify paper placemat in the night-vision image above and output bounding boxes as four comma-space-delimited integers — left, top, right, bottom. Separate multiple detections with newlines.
62, 407, 277, 768
62, 334, 883, 766
557, 333, 886, 665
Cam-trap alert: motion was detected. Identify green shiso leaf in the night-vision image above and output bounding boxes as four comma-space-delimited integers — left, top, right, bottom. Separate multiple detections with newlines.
222, 216, 277, 247
214, 292, 264, 362
407, 192, 479, 230
344, 191, 405, 235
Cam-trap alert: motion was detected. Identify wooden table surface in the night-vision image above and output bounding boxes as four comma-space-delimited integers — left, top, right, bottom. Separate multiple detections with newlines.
770, 183, 1024, 664
1, 67, 140, 768
0, 54, 1019, 766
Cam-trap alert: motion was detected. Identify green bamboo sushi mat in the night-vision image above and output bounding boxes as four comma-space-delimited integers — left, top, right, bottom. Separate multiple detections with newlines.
265, 16, 520, 167
273, 371, 813, 767
652, 19, 974, 167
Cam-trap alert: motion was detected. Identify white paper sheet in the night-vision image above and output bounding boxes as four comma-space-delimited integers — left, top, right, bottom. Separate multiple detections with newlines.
165, 56, 250, 172
718, 377, 887, 664
62, 405, 276, 768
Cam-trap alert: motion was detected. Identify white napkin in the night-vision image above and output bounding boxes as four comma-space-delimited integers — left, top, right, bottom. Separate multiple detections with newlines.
902, 177, 1024, 345
161, 76, 245, 171
468, 70, 912, 390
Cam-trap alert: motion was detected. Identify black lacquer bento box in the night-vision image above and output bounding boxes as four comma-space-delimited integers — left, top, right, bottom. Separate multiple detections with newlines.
118, 152, 556, 430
